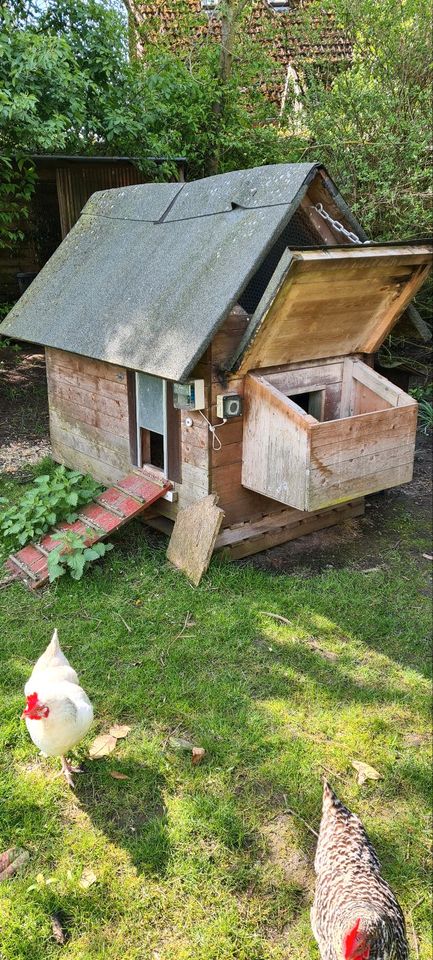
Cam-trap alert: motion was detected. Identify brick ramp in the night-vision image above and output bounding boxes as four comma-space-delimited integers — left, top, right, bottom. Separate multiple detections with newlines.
6, 473, 171, 590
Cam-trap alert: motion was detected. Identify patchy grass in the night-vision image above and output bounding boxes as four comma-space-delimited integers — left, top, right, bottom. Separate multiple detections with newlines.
0, 470, 431, 959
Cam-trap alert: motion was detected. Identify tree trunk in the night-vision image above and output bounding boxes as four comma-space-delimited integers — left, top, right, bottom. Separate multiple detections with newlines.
206, 0, 248, 176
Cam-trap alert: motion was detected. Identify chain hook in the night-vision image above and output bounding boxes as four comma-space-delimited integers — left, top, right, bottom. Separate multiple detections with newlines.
312, 203, 366, 245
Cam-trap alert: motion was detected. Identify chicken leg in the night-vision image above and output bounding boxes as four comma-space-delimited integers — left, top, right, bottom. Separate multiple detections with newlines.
60, 756, 82, 788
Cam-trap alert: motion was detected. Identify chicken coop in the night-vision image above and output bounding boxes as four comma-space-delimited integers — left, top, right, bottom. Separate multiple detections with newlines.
1, 163, 431, 562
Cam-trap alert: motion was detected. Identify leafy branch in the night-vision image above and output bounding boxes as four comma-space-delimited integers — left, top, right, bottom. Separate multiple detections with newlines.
47, 530, 113, 582
0, 465, 102, 554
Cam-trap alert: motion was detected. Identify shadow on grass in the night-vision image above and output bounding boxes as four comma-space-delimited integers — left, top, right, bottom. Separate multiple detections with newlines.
75, 762, 170, 877
0, 525, 430, 958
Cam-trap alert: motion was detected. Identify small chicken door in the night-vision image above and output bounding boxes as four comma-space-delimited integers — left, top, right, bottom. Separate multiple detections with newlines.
136, 372, 167, 471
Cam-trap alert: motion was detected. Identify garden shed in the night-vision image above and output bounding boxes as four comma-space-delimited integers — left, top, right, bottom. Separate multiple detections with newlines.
1, 163, 431, 560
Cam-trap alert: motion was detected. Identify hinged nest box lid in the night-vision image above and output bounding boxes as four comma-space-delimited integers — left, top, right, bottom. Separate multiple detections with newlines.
232, 244, 432, 373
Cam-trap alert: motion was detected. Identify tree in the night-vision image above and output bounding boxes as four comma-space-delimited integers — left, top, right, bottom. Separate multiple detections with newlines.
124, 0, 290, 177
282, 0, 432, 242
206, 0, 252, 175
0, 0, 154, 248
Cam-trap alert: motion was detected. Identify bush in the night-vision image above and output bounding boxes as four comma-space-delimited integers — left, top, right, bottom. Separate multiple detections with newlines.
0, 465, 102, 553
47, 529, 113, 582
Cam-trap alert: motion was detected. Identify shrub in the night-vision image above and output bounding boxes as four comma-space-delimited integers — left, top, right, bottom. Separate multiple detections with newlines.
0, 465, 102, 553
47, 530, 113, 582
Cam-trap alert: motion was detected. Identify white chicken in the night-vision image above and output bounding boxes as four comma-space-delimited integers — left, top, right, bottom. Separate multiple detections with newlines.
22, 629, 93, 787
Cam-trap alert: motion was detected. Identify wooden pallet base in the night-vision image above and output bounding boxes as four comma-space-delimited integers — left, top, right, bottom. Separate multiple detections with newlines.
144, 499, 365, 562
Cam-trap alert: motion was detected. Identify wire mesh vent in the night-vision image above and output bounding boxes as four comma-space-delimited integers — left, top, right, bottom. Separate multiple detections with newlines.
238, 209, 319, 315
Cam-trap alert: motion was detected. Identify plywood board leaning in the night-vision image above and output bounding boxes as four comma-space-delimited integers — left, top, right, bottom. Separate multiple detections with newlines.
166, 494, 224, 586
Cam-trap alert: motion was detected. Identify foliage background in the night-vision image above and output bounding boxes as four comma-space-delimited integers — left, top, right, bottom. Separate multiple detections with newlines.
0, 0, 431, 309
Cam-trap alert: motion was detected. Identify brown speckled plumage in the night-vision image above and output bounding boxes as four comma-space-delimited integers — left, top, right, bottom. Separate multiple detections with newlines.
311, 781, 409, 960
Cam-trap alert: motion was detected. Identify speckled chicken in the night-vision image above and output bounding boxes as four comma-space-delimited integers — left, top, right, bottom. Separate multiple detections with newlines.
311, 781, 409, 960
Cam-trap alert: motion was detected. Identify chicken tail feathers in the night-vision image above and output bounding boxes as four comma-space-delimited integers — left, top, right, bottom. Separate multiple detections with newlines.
50, 628, 60, 655
322, 779, 344, 815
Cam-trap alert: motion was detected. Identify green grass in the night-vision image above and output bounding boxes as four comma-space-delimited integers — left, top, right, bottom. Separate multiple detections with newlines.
0, 471, 431, 959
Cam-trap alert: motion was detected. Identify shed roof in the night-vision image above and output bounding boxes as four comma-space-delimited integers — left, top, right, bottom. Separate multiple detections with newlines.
0, 163, 319, 382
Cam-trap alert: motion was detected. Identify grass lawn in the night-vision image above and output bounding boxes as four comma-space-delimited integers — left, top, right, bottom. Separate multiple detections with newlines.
0, 464, 431, 959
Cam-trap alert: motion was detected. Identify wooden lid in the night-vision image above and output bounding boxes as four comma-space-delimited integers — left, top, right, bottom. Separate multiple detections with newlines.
232, 244, 432, 373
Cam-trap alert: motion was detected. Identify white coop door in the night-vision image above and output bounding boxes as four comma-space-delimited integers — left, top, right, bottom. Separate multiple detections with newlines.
135, 372, 167, 470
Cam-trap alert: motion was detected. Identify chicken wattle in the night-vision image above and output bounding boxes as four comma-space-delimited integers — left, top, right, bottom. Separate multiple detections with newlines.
311, 780, 409, 960
23, 629, 93, 787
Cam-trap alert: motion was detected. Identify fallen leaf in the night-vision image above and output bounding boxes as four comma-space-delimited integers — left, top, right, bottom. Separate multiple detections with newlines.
422, 553, 433, 561
191, 747, 206, 766
0, 847, 29, 882
89, 734, 117, 759
109, 724, 131, 740
51, 913, 67, 945
352, 760, 381, 785
109, 771, 129, 780
79, 868, 97, 889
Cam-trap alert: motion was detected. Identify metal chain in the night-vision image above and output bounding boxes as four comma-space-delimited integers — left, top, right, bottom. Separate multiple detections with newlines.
312, 202, 366, 245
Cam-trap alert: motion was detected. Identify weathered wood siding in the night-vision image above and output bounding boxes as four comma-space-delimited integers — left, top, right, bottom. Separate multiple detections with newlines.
160, 306, 256, 523
205, 308, 297, 527
241, 359, 418, 513
46, 348, 131, 485
235, 246, 432, 375
211, 356, 347, 527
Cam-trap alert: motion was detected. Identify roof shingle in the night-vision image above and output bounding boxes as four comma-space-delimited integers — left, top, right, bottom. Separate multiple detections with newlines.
0, 163, 319, 382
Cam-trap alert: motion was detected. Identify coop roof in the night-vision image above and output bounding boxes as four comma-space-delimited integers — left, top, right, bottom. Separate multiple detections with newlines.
0, 163, 321, 382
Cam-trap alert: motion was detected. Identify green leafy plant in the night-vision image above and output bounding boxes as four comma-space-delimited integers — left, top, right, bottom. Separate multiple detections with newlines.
0, 465, 102, 553
409, 383, 433, 403
0, 332, 21, 347
409, 384, 433, 432
417, 399, 433, 434
47, 529, 113, 582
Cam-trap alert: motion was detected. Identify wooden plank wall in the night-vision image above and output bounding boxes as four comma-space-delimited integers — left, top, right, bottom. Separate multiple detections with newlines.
159, 306, 264, 524
209, 307, 287, 527
308, 404, 418, 510
46, 348, 131, 485
265, 357, 344, 421
242, 374, 312, 511
210, 354, 346, 527
156, 304, 282, 527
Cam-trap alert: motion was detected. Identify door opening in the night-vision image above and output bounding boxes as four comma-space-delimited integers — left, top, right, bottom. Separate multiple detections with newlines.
141, 428, 164, 470
287, 388, 325, 421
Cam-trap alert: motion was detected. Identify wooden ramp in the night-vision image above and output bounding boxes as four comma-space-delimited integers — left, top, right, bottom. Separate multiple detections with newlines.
6, 473, 171, 590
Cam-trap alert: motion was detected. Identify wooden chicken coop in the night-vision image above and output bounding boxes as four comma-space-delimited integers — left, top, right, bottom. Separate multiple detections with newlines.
1, 163, 431, 562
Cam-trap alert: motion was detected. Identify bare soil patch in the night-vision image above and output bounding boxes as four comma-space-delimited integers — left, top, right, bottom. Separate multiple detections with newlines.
0, 344, 51, 474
